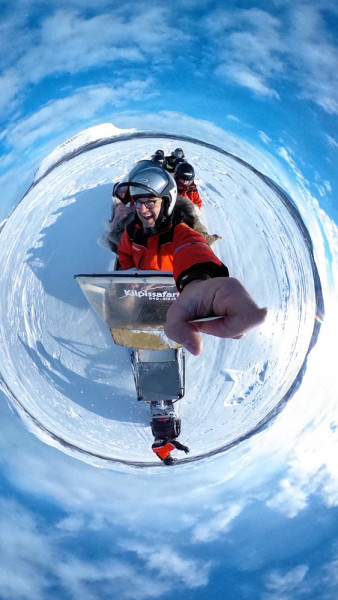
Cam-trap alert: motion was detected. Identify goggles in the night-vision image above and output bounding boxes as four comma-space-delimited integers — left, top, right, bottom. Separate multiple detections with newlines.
113, 181, 162, 205
176, 177, 193, 187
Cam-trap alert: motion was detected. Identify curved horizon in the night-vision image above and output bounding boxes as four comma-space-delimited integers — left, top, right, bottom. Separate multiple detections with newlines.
0, 2, 337, 599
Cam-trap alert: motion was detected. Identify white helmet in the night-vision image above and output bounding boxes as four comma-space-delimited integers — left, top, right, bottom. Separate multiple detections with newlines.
113, 160, 177, 217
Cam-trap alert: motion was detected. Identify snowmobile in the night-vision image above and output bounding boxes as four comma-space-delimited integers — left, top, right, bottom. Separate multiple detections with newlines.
74, 270, 185, 440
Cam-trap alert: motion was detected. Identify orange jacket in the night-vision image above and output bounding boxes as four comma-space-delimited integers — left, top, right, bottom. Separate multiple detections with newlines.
177, 184, 202, 209
118, 220, 224, 284
152, 442, 175, 460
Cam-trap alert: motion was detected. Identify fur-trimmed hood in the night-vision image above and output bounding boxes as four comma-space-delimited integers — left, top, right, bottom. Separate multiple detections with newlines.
103, 195, 222, 254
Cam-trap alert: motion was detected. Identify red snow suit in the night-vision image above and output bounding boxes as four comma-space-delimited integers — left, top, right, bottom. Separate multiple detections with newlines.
152, 442, 176, 460
118, 220, 225, 285
177, 183, 202, 210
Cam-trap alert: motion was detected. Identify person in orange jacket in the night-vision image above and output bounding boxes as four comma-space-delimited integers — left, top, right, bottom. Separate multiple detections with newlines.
113, 160, 267, 355
174, 161, 202, 210
114, 160, 229, 289
152, 438, 190, 465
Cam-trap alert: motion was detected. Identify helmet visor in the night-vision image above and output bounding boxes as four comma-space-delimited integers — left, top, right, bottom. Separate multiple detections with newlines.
113, 182, 130, 203
113, 160, 177, 215
177, 176, 193, 186
113, 181, 159, 204
173, 148, 184, 158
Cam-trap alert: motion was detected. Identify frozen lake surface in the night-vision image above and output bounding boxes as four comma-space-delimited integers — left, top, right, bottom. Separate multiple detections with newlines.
0, 127, 323, 467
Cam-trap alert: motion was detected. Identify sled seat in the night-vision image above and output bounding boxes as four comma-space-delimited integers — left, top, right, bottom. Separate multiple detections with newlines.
151, 415, 181, 439
131, 349, 185, 402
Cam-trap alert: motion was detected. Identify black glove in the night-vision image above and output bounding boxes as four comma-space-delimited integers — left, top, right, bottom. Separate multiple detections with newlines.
183, 446, 190, 454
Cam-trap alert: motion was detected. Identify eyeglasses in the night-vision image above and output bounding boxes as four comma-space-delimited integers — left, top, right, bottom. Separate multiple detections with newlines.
133, 198, 159, 209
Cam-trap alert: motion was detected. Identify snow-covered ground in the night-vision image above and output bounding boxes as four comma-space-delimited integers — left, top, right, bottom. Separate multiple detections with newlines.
0, 127, 323, 467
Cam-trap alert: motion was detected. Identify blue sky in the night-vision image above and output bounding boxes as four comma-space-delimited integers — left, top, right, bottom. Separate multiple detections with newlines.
1, 0, 338, 221
0, 1, 338, 599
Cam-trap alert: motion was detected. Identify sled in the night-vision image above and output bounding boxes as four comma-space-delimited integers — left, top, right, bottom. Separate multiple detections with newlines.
75, 270, 186, 408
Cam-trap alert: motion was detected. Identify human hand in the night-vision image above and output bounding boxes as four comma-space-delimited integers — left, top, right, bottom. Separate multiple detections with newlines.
113, 202, 133, 222
164, 277, 267, 356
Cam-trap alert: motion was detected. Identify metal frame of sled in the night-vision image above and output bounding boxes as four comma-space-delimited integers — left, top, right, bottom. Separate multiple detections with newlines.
131, 348, 185, 403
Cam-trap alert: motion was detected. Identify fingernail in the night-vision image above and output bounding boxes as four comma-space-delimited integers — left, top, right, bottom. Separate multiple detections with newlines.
186, 342, 198, 355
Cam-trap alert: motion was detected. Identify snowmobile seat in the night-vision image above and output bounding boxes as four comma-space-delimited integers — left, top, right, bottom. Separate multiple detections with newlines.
151, 416, 181, 439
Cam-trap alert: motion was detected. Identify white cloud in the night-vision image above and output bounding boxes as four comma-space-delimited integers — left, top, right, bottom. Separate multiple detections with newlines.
206, 8, 283, 99
278, 146, 296, 167
0, 498, 174, 600
266, 414, 338, 518
287, 4, 338, 114
314, 179, 332, 197
277, 146, 307, 187
263, 565, 309, 599
276, 144, 334, 219
19, 10, 146, 83
323, 557, 338, 588
259, 130, 272, 144
0, 402, 218, 598
0, 448, 211, 600
0, 72, 21, 112
0, 499, 52, 600
227, 114, 240, 122
55, 557, 169, 600
5, 82, 154, 149
263, 553, 338, 600
0, 5, 188, 111
327, 134, 338, 149
121, 541, 212, 589
219, 63, 280, 98
204, 5, 338, 113
2, 3, 338, 118
192, 502, 243, 542
266, 478, 308, 518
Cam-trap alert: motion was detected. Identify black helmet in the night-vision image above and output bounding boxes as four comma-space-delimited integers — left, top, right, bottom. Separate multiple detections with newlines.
163, 456, 176, 466
154, 149, 165, 156
173, 147, 185, 159
175, 161, 195, 183
173, 157, 186, 169
113, 160, 177, 216
151, 153, 167, 167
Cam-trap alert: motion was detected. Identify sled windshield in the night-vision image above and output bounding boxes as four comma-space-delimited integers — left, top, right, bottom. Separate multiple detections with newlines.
74, 270, 178, 330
